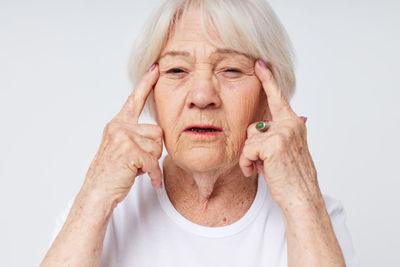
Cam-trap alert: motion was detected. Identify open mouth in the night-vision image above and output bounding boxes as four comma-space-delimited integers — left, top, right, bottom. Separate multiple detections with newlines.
184, 125, 222, 133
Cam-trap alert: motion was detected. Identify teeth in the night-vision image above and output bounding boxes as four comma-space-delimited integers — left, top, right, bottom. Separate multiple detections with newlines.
190, 128, 216, 132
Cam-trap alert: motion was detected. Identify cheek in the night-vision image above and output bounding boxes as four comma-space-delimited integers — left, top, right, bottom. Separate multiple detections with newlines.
221, 78, 263, 127
154, 79, 185, 134
154, 77, 187, 103
154, 82, 171, 126
219, 78, 263, 158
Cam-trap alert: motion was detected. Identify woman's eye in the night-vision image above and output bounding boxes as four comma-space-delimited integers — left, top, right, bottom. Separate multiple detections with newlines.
220, 68, 243, 79
167, 68, 185, 74
163, 68, 187, 79
225, 68, 241, 73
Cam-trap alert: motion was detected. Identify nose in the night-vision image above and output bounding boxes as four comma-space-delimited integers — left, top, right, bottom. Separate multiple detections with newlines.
187, 71, 222, 109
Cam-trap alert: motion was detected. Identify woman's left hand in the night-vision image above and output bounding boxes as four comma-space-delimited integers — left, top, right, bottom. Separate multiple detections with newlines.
239, 59, 324, 211
240, 60, 346, 267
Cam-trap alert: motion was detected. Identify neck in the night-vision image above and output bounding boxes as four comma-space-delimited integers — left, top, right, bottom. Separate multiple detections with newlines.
162, 155, 258, 225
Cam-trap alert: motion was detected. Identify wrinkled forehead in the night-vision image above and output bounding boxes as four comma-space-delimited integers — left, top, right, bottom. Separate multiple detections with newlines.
158, 48, 255, 66
172, 9, 220, 41
159, 10, 254, 63
163, 10, 222, 53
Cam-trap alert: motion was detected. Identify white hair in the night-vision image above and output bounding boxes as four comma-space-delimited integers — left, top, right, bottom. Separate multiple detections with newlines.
127, 0, 296, 118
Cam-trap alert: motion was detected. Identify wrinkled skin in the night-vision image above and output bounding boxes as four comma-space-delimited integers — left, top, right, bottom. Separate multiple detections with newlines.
155, 33, 267, 176
153, 13, 317, 211
41, 10, 345, 267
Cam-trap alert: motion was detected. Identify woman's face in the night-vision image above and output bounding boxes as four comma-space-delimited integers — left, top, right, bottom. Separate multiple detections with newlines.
154, 12, 267, 173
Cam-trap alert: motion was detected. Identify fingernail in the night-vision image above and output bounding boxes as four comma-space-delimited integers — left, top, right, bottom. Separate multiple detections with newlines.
159, 181, 163, 189
148, 63, 156, 72
303, 117, 308, 124
258, 59, 266, 68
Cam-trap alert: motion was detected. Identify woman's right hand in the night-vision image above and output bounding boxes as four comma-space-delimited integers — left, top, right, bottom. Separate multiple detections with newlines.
82, 63, 163, 205
41, 64, 162, 267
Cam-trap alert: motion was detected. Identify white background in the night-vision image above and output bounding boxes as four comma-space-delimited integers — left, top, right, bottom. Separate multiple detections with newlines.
1, 0, 399, 266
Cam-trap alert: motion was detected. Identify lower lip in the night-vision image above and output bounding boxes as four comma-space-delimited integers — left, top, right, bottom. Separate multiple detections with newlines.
184, 130, 222, 136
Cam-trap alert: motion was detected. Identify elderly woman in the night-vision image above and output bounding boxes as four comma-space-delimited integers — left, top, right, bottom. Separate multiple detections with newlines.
41, 0, 359, 266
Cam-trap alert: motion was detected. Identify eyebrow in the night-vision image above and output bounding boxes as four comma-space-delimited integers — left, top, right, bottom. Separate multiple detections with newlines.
214, 48, 255, 60
159, 50, 190, 59
158, 48, 255, 61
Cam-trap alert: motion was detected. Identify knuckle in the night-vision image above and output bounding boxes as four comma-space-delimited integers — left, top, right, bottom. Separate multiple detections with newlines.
104, 125, 136, 147
268, 134, 287, 151
157, 136, 163, 145
242, 144, 253, 157
244, 138, 252, 146
127, 156, 141, 173
247, 123, 258, 135
154, 147, 162, 159
122, 138, 137, 150
114, 140, 136, 159
296, 118, 307, 134
129, 93, 137, 106
242, 145, 249, 156
127, 148, 148, 167
282, 125, 296, 139
103, 122, 112, 136
293, 117, 304, 129
147, 143, 161, 159
148, 124, 163, 137
104, 121, 121, 136
282, 105, 293, 114
128, 92, 139, 107
155, 126, 164, 137
111, 129, 129, 143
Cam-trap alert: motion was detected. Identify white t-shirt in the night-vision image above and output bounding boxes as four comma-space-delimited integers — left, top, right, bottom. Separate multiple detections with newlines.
51, 157, 360, 267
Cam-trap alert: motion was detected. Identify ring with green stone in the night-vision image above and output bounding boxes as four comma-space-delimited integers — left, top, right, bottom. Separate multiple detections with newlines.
255, 121, 270, 132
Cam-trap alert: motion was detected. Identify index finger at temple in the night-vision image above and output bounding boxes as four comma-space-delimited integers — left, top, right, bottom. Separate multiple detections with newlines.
117, 64, 159, 123
254, 60, 295, 120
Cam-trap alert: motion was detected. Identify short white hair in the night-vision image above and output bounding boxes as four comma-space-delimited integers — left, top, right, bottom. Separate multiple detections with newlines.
127, 0, 296, 118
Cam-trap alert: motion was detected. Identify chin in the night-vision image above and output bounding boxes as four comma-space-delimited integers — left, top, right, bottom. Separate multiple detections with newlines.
171, 147, 229, 173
